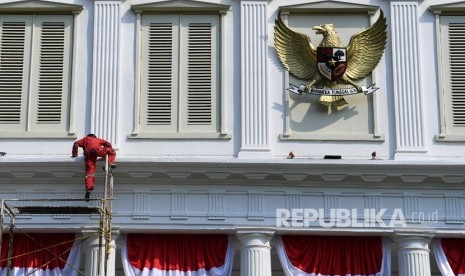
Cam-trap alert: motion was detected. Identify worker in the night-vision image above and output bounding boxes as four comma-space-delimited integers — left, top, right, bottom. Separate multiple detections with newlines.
72, 134, 116, 200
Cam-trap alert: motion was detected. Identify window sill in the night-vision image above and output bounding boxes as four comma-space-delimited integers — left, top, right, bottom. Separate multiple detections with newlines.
280, 133, 385, 141
130, 132, 232, 140
436, 134, 465, 142
0, 132, 77, 139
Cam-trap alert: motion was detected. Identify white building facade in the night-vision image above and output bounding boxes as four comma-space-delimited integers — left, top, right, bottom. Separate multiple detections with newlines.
1, 0, 465, 275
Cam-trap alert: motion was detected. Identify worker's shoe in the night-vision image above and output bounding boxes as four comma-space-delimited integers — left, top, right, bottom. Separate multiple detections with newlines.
102, 164, 116, 171
85, 191, 91, 202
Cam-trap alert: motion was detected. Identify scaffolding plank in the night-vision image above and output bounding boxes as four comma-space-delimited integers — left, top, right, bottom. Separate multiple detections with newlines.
16, 206, 100, 214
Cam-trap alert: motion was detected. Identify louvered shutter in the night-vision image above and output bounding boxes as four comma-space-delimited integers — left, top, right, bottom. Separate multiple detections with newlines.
0, 16, 32, 131
140, 15, 178, 132
179, 15, 218, 133
442, 16, 465, 135
29, 15, 72, 132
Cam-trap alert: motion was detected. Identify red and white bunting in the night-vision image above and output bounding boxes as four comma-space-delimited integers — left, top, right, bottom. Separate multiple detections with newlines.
121, 234, 235, 276
0, 233, 81, 276
433, 238, 465, 276
276, 235, 391, 276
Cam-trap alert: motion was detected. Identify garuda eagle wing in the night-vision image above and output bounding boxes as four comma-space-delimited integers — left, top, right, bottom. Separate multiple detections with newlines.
274, 12, 318, 80
345, 10, 387, 80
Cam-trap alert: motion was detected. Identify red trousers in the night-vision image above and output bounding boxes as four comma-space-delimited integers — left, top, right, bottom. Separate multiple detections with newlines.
84, 148, 116, 191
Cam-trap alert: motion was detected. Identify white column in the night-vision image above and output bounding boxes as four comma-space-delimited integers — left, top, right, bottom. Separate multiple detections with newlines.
104, 230, 119, 276
82, 230, 104, 276
236, 229, 274, 276
91, 0, 121, 146
395, 232, 434, 276
238, 0, 272, 158
389, 0, 426, 159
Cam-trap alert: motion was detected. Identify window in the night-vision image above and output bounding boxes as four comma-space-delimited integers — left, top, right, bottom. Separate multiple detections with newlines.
131, 1, 230, 139
0, 14, 73, 137
432, 2, 465, 141
0, 0, 82, 138
438, 16, 465, 140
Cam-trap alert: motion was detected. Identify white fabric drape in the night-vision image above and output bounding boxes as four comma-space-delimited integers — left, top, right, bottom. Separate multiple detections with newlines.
121, 234, 235, 276
433, 239, 455, 276
276, 236, 391, 276
432, 238, 465, 276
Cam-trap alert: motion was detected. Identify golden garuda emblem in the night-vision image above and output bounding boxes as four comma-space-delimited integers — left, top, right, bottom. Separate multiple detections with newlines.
274, 10, 387, 107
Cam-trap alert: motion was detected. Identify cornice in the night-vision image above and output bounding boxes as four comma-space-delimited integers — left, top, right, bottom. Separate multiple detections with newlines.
0, 0, 83, 14
131, 0, 230, 13
430, 1, 465, 15
278, 1, 379, 14
0, 158, 464, 186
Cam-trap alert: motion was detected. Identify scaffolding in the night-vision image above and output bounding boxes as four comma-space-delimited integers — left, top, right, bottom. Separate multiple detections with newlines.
0, 155, 114, 276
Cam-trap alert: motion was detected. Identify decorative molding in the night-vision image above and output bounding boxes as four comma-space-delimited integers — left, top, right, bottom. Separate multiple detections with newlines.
400, 175, 427, 183
166, 171, 192, 179
361, 174, 386, 182
445, 197, 463, 224
365, 196, 380, 210
404, 196, 420, 222
321, 174, 346, 182
324, 195, 339, 219
11, 171, 36, 178
133, 193, 150, 220
282, 173, 307, 181
208, 194, 225, 220
286, 195, 301, 210
441, 175, 465, 184
248, 194, 264, 220
171, 193, 187, 220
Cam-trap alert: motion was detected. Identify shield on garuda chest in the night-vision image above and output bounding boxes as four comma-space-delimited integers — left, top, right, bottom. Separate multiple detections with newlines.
317, 47, 347, 81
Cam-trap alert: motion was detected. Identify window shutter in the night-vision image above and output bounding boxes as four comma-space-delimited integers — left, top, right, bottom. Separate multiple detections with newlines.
29, 15, 72, 131
448, 22, 465, 127
141, 15, 178, 132
180, 15, 218, 132
0, 17, 31, 130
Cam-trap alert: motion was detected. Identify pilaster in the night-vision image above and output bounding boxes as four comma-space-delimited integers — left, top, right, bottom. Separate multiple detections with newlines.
238, 0, 271, 158
90, 0, 121, 146
394, 231, 434, 276
236, 228, 274, 276
389, 0, 426, 159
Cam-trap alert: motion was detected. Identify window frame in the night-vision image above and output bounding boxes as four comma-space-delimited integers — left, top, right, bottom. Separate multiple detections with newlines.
130, 0, 230, 139
0, 0, 82, 139
431, 2, 465, 142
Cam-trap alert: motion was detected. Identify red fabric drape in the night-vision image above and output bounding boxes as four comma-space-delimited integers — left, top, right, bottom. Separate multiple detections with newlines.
442, 238, 465, 275
282, 235, 383, 275
127, 234, 229, 271
0, 233, 75, 269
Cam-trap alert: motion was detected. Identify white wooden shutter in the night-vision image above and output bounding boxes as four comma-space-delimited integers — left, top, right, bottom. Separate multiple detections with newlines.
0, 15, 32, 131
29, 15, 72, 132
179, 15, 218, 133
140, 15, 178, 133
442, 16, 465, 135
